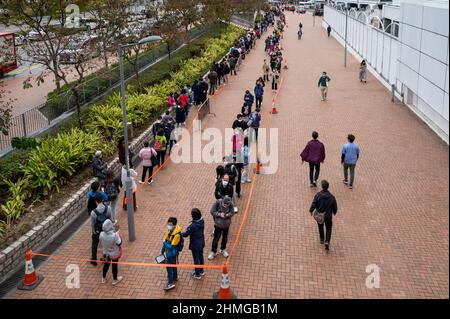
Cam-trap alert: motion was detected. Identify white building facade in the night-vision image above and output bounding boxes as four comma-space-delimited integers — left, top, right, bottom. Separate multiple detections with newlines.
324, 0, 449, 143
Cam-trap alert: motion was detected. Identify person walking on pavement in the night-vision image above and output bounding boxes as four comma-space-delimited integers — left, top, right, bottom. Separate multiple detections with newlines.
318, 72, 331, 101
100, 219, 123, 285
254, 81, 264, 109
342, 134, 360, 189
327, 25, 332, 37
263, 59, 270, 82
359, 60, 367, 83
208, 196, 236, 260
182, 208, 205, 280
138, 141, 158, 185
90, 194, 112, 266
300, 131, 326, 188
309, 180, 338, 251
161, 217, 182, 291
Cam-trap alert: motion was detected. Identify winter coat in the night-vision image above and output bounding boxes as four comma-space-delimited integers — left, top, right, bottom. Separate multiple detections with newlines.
90, 203, 112, 234
139, 147, 157, 167
92, 157, 107, 179
300, 140, 326, 164
214, 180, 234, 199
210, 199, 235, 229
182, 218, 205, 251
309, 190, 338, 220
162, 225, 182, 259
100, 219, 122, 259
121, 166, 137, 192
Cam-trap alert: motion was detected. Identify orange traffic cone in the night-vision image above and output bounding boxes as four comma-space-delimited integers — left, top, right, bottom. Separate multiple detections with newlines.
254, 159, 262, 174
213, 266, 237, 299
18, 250, 44, 290
271, 103, 278, 114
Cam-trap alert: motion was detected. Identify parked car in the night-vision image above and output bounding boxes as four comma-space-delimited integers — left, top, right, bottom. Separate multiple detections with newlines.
314, 8, 324, 16
297, 5, 306, 14
14, 34, 25, 46
26, 28, 47, 41
59, 35, 100, 64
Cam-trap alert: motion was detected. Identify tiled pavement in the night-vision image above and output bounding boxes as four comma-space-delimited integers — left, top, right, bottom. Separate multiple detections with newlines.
7, 13, 449, 299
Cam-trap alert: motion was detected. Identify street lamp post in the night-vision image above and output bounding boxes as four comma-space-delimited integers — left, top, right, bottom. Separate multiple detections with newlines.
313, 1, 316, 27
118, 35, 162, 242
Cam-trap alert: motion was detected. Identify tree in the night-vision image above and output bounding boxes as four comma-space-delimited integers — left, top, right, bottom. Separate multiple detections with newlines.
0, 80, 14, 136
162, 0, 201, 46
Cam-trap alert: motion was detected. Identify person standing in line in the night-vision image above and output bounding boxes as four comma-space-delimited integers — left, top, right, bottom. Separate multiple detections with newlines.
121, 164, 138, 211
341, 134, 360, 190
161, 217, 182, 291
208, 68, 218, 95
90, 194, 112, 266
241, 137, 251, 183
117, 138, 126, 166
182, 208, 205, 280
229, 55, 237, 76
92, 150, 108, 185
232, 114, 249, 132
104, 169, 121, 225
359, 60, 367, 83
100, 219, 123, 285
152, 116, 163, 139
263, 59, 270, 82
154, 129, 168, 167
87, 181, 109, 216
208, 196, 236, 260
318, 72, 331, 101
138, 141, 158, 185
248, 108, 261, 142
300, 131, 326, 188
272, 68, 280, 91
309, 180, 338, 251
191, 80, 201, 106
254, 81, 264, 109
327, 25, 332, 37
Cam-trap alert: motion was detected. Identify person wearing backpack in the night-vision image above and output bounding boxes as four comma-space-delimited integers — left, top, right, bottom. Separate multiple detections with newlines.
248, 108, 262, 142
182, 208, 205, 280
208, 196, 235, 260
154, 129, 168, 168
309, 180, 338, 251
161, 217, 183, 291
90, 194, 112, 266
87, 181, 109, 217
162, 118, 177, 156
104, 170, 121, 224
138, 141, 158, 185
100, 219, 123, 285
152, 116, 164, 139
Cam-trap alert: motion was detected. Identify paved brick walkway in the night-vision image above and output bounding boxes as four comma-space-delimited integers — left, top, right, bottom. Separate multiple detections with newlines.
7, 13, 449, 299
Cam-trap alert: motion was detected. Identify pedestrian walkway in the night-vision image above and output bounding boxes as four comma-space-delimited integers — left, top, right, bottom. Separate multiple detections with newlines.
8, 13, 449, 299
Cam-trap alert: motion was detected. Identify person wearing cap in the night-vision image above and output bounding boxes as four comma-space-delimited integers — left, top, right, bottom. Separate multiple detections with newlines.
92, 150, 107, 185
208, 196, 236, 260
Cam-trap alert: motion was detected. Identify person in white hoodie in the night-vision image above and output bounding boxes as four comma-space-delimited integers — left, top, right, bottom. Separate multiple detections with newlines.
121, 164, 138, 210
100, 219, 123, 285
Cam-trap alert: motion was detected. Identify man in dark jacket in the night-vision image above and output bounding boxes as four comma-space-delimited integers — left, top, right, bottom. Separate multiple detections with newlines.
215, 174, 234, 200
244, 90, 254, 110
208, 196, 235, 260
300, 131, 326, 187
191, 80, 201, 105
254, 82, 264, 108
232, 114, 249, 132
309, 180, 338, 251
182, 208, 205, 279
92, 150, 107, 184
198, 78, 209, 103
208, 69, 218, 95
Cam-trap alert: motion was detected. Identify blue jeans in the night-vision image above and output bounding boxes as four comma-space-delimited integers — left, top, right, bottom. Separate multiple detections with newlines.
191, 250, 204, 275
166, 255, 178, 285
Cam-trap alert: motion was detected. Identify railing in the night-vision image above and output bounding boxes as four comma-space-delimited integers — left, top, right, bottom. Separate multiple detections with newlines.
0, 26, 209, 155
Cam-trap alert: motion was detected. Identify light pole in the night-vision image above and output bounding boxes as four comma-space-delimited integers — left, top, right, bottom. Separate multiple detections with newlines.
118, 35, 162, 242
313, 0, 316, 27
344, 6, 348, 67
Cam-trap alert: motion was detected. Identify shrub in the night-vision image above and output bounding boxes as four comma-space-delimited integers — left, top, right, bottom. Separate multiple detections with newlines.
11, 137, 43, 150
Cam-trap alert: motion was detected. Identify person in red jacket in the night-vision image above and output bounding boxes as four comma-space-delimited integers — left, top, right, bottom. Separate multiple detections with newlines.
300, 131, 326, 187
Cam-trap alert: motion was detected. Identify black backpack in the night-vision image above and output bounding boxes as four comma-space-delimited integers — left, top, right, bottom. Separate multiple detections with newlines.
105, 182, 118, 202
87, 196, 97, 216
93, 208, 109, 234
224, 164, 237, 184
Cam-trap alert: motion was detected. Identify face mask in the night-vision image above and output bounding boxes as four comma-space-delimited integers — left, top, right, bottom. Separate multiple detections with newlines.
167, 225, 174, 231
222, 181, 229, 187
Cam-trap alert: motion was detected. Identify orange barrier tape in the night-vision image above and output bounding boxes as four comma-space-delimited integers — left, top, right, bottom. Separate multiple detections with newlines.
30, 251, 225, 270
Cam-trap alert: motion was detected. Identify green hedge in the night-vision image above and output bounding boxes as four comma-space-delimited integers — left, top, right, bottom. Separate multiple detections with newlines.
0, 23, 246, 237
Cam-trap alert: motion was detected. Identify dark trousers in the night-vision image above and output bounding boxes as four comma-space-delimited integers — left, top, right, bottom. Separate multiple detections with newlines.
102, 256, 119, 280
309, 163, 321, 184
272, 81, 278, 90
235, 163, 242, 196
212, 226, 229, 253
157, 150, 166, 167
256, 96, 263, 108
166, 255, 178, 284
263, 74, 269, 82
191, 249, 204, 275
209, 82, 216, 95
318, 218, 333, 243
122, 192, 137, 210
231, 67, 237, 75
141, 166, 154, 183
91, 233, 100, 260
253, 127, 259, 141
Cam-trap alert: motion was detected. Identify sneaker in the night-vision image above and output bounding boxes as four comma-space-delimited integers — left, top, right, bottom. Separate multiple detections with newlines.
310, 184, 314, 188
112, 276, 123, 286
138, 181, 145, 184
234, 207, 238, 213
324, 243, 330, 251
192, 274, 202, 280
348, 185, 353, 189
148, 180, 154, 185
208, 252, 217, 260
90, 261, 97, 266
313, 182, 317, 187
101, 277, 106, 284
198, 271, 205, 276
221, 250, 229, 258
163, 283, 176, 291
237, 193, 241, 199
246, 178, 252, 183
343, 180, 349, 185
